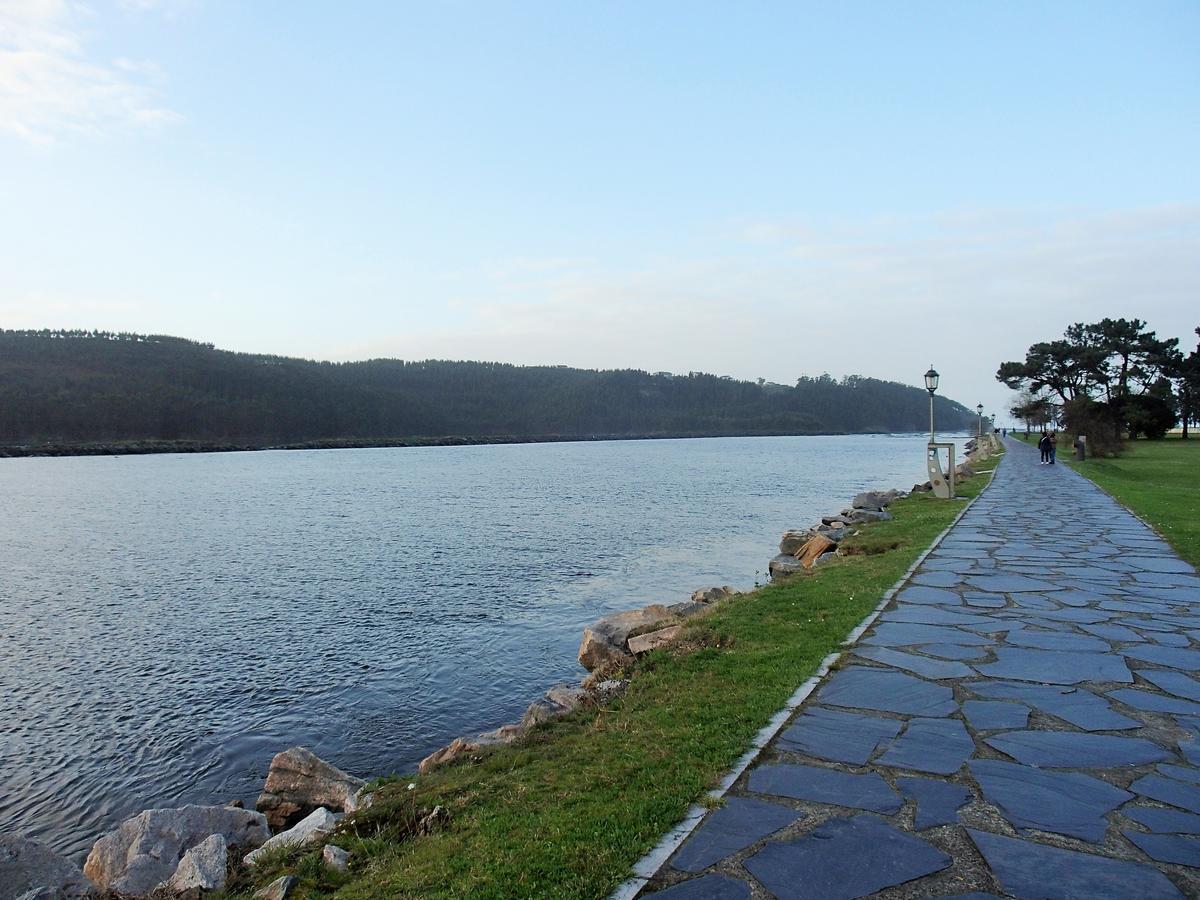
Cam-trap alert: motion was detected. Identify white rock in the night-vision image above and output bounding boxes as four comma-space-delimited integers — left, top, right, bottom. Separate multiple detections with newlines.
322, 844, 350, 872
166, 833, 227, 892
244, 808, 337, 867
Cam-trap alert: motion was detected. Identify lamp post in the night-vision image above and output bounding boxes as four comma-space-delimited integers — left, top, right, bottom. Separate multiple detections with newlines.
924, 366, 939, 444
976, 403, 983, 437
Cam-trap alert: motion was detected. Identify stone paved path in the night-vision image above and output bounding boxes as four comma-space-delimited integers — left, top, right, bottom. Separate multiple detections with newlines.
643, 437, 1200, 899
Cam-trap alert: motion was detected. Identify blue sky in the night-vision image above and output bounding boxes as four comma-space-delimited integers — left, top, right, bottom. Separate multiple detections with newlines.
2, 1, 1198, 419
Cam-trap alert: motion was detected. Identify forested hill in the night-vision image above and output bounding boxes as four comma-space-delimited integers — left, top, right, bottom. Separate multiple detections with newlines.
0, 330, 975, 448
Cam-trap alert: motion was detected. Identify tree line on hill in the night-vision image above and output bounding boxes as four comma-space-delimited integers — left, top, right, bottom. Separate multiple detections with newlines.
997, 317, 1200, 452
0, 329, 975, 449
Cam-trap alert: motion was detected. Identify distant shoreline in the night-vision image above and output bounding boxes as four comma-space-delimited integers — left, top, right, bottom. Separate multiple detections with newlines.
0, 429, 919, 459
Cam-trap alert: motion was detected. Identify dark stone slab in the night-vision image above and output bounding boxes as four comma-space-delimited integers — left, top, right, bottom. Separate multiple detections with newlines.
896, 585, 963, 606
1139, 669, 1200, 702
1050, 589, 1107, 607
1123, 831, 1200, 867
1006, 630, 1111, 653
1124, 645, 1200, 671
968, 759, 1131, 842
913, 570, 963, 588
1130, 773, 1200, 814
863, 622, 994, 647
918, 643, 988, 661
817, 667, 957, 717
1023, 607, 1114, 624
878, 718, 974, 775
1159, 764, 1200, 786
963, 700, 1029, 731
882, 606, 994, 627
747, 764, 901, 814
1008, 593, 1058, 610
1127, 556, 1197, 575
1082, 622, 1146, 642
854, 646, 973, 680
975, 647, 1133, 685
650, 874, 752, 900
1125, 806, 1200, 834
967, 574, 1062, 593
967, 828, 1183, 899
985, 731, 1170, 768
1145, 630, 1191, 648
743, 814, 950, 900
670, 796, 801, 872
964, 592, 1006, 608
898, 775, 971, 828
776, 706, 902, 766
969, 681, 1137, 734
1109, 689, 1200, 716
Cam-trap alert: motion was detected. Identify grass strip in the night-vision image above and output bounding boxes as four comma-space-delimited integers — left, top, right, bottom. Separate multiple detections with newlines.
1066, 436, 1200, 567
230, 447, 1003, 899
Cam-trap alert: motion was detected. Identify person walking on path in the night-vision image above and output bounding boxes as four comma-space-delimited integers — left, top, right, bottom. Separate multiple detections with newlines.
1037, 431, 1051, 464
1049, 430, 1058, 464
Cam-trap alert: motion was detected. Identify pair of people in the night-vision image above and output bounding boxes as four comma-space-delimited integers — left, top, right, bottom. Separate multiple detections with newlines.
1038, 431, 1058, 464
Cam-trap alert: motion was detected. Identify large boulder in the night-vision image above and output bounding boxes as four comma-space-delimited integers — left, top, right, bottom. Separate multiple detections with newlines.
628, 625, 682, 655
418, 738, 476, 774
256, 747, 365, 831
769, 553, 806, 579
847, 508, 893, 524
577, 604, 677, 671
690, 586, 734, 603
795, 535, 838, 569
852, 490, 896, 510
166, 833, 227, 893
779, 529, 816, 555
0, 835, 94, 900
83, 805, 268, 895
244, 808, 337, 866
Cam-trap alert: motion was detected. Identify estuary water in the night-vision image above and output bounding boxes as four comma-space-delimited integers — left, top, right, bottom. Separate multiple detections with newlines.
0, 434, 949, 858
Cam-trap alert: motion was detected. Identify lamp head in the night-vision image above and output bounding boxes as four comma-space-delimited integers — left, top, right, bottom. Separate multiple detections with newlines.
977, 403, 983, 414
924, 366, 939, 394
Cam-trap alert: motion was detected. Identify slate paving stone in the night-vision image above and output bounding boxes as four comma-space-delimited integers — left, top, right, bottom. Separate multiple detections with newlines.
1051, 589, 1109, 607
967, 828, 1184, 899
968, 759, 1131, 842
670, 796, 801, 872
1130, 774, 1200, 814
963, 592, 1006, 608
881, 606, 994, 627
853, 646, 973, 680
863, 622, 995, 647
1124, 806, 1200, 834
1109, 689, 1200, 716
1146, 630, 1192, 648
743, 814, 950, 900
1123, 831, 1200, 867
1127, 557, 1198, 575
775, 706, 902, 766
1021, 607, 1114, 624
918, 643, 989, 661
967, 574, 1062, 592
985, 730, 1171, 768
1139, 669, 1200, 702
817, 667, 957, 717
1082, 622, 1146, 642
974, 647, 1133, 685
962, 699, 1030, 731
895, 585, 964, 605
747, 764, 902, 814
650, 874, 752, 899
897, 776, 971, 828
1006, 630, 1111, 652
877, 718, 974, 775
1003, 593, 1057, 611
1158, 764, 1200, 786
912, 570, 964, 588
1124, 645, 1200, 671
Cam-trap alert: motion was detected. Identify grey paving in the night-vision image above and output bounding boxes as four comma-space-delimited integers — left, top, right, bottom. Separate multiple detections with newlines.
643, 437, 1199, 898
649, 874, 752, 899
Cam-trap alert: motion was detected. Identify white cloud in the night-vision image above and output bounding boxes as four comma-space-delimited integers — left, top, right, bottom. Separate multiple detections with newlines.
0, 0, 179, 143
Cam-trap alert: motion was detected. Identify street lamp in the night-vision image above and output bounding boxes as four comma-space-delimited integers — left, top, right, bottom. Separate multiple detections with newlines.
976, 403, 984, 437
924, 366, 939, 444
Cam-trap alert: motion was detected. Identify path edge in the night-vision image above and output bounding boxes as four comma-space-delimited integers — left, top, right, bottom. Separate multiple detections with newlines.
610, 454, 1005, 899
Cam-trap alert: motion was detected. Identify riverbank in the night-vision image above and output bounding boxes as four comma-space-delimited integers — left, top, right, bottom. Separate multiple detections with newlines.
225, 442, 1004, 898
0, 429, 960, 459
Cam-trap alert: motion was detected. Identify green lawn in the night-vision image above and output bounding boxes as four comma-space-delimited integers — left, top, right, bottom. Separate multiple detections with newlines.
229, 446, 1003, 899
1067, 437, 1200, 567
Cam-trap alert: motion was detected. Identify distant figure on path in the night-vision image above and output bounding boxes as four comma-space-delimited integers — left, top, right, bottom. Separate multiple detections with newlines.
1038, 431, 1051, 464
1049, 431, 1058, 464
